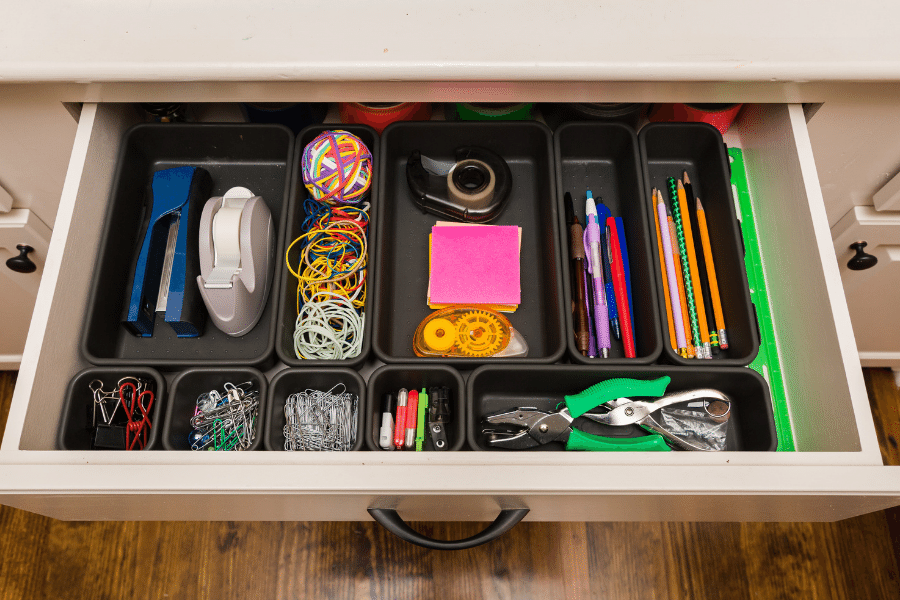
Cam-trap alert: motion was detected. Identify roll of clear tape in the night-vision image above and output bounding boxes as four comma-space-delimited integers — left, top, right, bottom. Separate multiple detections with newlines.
446, 159, 496, 210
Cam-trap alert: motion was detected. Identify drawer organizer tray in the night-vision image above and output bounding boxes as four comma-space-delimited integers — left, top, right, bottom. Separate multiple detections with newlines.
264, 367, 366, 452
467, 365, 777, 452
80, 124, 294, 369
162, 367, 268, 451
639, 123, 760, 366
365, 364, 466, 452
372, 121, 566, 365
58, 366, 166, 451
275, 124, 378, 369
555, 122, 664, 364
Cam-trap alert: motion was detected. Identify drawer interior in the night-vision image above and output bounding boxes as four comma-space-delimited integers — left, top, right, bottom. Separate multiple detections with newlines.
0, 102, 880, 466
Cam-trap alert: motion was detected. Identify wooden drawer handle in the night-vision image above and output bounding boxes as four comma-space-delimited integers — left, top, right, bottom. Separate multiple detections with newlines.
367, 507, 529, 550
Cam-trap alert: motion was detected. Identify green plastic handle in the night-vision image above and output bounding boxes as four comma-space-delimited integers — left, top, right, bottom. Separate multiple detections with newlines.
564, 377, 671, 418
566, 429, 672, 452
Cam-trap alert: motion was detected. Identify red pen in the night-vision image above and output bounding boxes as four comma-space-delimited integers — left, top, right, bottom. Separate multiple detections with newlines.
394, 388, 408, 450
405, 389, 419, 450
607, 219, 636, 358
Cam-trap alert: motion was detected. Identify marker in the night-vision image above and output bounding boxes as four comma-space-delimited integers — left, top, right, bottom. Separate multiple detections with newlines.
394, 388, 408, 450
416, 388, 429, 451
583, 191, 610, 358
404, 389, 419, 450
379, 393, 396, 451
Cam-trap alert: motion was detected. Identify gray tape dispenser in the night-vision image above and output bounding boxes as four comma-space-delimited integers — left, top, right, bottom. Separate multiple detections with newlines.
196, 187, 274, 337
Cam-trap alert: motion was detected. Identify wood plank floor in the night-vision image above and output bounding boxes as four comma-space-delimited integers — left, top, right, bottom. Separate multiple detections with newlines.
1, 369, 899, 600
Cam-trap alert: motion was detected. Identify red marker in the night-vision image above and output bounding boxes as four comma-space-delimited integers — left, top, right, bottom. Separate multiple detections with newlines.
394, 389, 408, 450
404, 390, 419, 450
607, 219, 636, 358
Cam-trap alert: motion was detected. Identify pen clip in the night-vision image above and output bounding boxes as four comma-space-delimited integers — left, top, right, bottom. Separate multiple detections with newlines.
582, 230, 593, 275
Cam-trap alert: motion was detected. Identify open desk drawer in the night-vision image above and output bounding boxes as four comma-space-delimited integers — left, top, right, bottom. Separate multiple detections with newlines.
0, 103, 897, 523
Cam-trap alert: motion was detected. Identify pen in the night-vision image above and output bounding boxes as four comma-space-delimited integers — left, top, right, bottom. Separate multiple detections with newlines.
405, 389, 419, 450
584, 191, 610, 358
614, 216, 635, 337
379, 393, 396, 451
607, 221, 636, 358
394, 388, 408, 450
595, 199, 621, 341
584, 265, 598, 358
416, 388, 429, 451
564, 192, 592, 356
428, 386, 451, 451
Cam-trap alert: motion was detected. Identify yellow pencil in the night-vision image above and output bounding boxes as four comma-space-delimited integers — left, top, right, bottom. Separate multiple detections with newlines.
652, 190, 677, 351
696, 197, 728, 349
677, 179, 711, 359
668, 209, 694, 359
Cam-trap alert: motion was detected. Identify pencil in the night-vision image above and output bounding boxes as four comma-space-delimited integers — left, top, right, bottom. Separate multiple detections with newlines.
683, 172, 719, 353
668, 209, 694, 359
696, 197, 728, 350
676, 179, 712, 358
652, 189, 677, 351
656, 191, 687, 354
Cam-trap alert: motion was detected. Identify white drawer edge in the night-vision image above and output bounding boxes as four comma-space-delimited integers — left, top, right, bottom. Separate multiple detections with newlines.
784, 103, 881, 457
0, 464, 897, 497
0, 104, 99, 453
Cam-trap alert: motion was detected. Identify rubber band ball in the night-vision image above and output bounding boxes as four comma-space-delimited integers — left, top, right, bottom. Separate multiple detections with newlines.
301, 130, 373, 206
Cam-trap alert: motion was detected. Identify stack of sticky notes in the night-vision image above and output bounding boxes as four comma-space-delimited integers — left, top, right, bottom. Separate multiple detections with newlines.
428, 222, 521, 312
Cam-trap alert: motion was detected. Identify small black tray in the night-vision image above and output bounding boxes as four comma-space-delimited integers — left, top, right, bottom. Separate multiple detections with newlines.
162, 367, 267, 451
58, 367, 166, 450
365, 364, 466, 452
467, 365, 777, 452
81, 124, 294, 369
372, 121, 566, 365
639, 123, 760, 366
275, 124, 378, 369
555, 122, 663, 364
263, 367, 366, 451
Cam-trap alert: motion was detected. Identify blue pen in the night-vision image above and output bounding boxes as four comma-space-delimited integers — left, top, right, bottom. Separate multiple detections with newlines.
615, 217, 635, 335
593, 196, 620, 341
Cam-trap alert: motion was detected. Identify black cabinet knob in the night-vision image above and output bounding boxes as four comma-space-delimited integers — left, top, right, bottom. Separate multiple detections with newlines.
5, 244, 37, 274
847, 241, 878, 271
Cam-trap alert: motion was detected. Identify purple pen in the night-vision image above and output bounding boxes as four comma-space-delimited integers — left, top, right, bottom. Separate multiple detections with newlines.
584, 262, 597, 358
583, 191, 610, 358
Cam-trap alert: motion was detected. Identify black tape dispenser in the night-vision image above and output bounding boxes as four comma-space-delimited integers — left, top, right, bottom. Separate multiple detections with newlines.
406, 146, 512, 223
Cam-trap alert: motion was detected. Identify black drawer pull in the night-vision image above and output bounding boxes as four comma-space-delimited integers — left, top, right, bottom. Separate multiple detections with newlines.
368, 507, 529, 550
847, 241, 878, 271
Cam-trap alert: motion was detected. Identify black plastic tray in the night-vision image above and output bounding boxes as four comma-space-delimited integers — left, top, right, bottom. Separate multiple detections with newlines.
555, 122, 663, 364
263, 367, 366, 451
275, 124, 378, 369
58, 367, 166, 450
372, 121, 566, 365
162, 367, 267, 451
81, 124, 294, 369
365, 364, 466, 452
467, 365, 776, 452
638, 123, 760, 366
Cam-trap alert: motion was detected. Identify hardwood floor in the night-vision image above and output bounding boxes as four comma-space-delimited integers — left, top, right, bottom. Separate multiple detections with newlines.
1, 369, 899, 600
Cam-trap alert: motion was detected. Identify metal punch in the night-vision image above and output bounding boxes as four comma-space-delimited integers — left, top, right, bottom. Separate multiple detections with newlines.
483, 377, 732, 452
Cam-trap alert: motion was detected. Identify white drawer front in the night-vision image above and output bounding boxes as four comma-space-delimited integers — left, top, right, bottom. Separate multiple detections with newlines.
0, 102, 896, 522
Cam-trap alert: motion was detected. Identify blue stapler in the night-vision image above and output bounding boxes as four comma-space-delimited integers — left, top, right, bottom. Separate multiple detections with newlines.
124, 166, 212, 337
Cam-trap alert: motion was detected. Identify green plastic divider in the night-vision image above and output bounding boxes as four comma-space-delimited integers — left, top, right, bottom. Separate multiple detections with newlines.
728, 147, 795, 452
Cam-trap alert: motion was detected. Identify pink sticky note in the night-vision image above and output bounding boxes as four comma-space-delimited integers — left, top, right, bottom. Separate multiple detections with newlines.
429, 225, 521, 306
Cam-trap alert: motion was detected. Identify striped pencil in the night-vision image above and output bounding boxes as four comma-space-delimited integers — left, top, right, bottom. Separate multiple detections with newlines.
667, 207, 694, 359
677, 178, 712, 359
